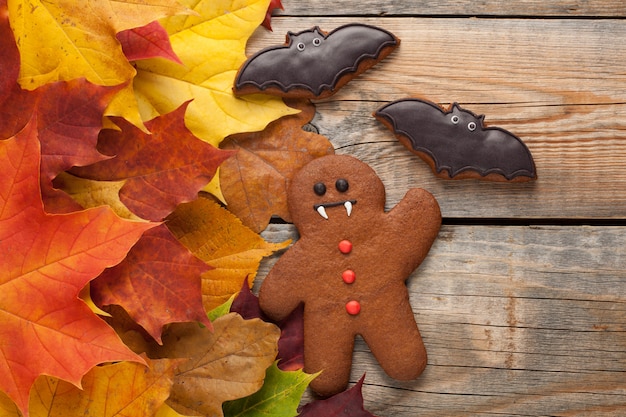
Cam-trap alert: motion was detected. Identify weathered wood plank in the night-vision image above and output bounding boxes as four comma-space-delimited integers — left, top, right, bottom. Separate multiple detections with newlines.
255, 224, 626, 416
246, 18, 626, 219
276, 0, 626, 17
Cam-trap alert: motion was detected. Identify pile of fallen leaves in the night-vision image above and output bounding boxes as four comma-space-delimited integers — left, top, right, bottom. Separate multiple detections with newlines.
0, 0, 378, 416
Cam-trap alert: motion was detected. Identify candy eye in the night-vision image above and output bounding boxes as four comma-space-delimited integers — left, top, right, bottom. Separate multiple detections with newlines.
467, 122, 477, 131
312, 37, 321, 47
335, 178, 349, 193
451, 115, 460, 124
296, 42, 305, 51
313, 182, 326, 196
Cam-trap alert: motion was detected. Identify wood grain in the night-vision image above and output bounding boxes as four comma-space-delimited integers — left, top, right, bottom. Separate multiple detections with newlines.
276, 0, 626, 17
255, 224, 626, 416
247, 17, 626, 219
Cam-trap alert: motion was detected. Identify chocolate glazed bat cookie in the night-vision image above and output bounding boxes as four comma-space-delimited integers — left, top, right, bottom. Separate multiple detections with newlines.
375, 98, 537, 181
259, 155, 441, 396
234, 23, 400, 99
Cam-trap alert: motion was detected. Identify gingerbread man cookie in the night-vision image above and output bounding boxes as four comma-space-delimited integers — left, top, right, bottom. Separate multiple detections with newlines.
259, 155, 441, 396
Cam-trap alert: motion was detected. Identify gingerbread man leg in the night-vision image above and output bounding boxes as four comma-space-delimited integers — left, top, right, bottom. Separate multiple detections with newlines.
360, 300, 427, 380
304, 317, 356, 396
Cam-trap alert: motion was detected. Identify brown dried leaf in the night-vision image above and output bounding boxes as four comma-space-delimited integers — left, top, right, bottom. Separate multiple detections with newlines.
219, 99, 334, 233
149, 313, 280, 417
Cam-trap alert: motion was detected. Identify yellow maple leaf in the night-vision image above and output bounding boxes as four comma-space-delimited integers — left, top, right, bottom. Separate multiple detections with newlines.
8, 0, 191, 90
166, 195, 290, 312
133, 0, 298, 147
0, 357, 182, 417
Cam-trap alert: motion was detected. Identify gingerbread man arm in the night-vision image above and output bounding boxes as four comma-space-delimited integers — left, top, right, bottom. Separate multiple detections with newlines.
387, 187, 442, 273
258, 245, 305, 322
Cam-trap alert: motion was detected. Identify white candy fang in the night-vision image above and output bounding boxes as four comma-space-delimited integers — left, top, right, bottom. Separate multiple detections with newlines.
344, 201, 353, 217
316, 205, 329, 220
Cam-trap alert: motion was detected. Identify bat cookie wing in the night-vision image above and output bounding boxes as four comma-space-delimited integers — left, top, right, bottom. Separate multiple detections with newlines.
374, 98, 537, 182
234, 23, 400, 99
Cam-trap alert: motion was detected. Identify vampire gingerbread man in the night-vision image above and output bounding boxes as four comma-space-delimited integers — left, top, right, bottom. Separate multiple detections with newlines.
259, 154, 441, 396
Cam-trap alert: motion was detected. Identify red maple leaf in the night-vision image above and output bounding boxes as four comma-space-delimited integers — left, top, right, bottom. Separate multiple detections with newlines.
0, 118, 156, 417
71, 101, 234, 221
262, 0, 284, 31
297, 375, 377, 417
0, 0, 17, 104
0, 5, 122, 214
91, 224, 212, 344
117, 20, 182, 64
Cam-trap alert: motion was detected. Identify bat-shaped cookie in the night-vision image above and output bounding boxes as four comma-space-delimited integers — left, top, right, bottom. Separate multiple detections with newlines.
374, 99, 537, 182
233, 23, 400, 99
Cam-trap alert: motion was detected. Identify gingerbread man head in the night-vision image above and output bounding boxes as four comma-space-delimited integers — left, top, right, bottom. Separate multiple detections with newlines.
288, 154, 385, 235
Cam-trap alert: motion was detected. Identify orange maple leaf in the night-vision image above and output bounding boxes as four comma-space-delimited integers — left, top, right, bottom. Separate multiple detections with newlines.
0, 118, 156, 417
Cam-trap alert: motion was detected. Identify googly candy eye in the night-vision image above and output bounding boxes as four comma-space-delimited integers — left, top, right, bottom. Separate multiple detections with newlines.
450, 115, 460, 124
312, 37, 322, 47
297, 42, 306, 51
467, 122, 477, 131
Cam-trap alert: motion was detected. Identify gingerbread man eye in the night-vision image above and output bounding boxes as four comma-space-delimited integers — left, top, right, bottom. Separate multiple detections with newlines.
450, 115, 460, 124
467, 121, 477, 131
296, 42, 306, 52
313, 182, 326, 196
335, 178, 349, 193
312, 37, 322, 47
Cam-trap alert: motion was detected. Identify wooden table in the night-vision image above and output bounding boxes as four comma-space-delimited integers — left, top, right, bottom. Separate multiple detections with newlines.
251, 1, 626, 415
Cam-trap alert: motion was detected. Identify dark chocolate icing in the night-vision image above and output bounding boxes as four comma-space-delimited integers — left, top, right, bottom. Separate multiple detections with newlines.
234, 23, 399, 98
375, 99, 537, 181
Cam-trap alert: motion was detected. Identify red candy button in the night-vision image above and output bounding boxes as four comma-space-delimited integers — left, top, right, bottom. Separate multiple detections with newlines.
338, 239, 352, 254
342, 269, 356, 284
346, 300, 361, 315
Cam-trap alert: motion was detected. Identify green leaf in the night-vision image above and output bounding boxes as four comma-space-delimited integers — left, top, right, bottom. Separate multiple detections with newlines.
207, 293, 237, 322
222, 362, 317, 417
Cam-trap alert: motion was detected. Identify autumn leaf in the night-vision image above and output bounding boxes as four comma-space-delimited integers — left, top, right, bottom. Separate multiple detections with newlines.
117, 20, 182, 64
297, 375, 377, 417
91, 224, 212, 344
230, 277, 264, 320
70, 101, 234, 221
222, 362, 317, 417
150, 313, 280, 417
0, 8, 122, 213
0, 0, 34, 139
166, 195, 290, 311
155, 403, 195, 417
0, 117, 156, 416
8, 0, 191, 91
208, 294, 237, 322
231, 278, 304, 371
220, 99, 334, 233
261, 0, 283, 31
52, 173, 141, 220
8, 357, 182, 417
0, 0, 18, 104
133, 0, 298, 147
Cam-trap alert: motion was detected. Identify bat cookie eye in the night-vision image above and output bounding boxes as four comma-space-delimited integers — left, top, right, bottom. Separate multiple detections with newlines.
313, 182, 326, 196
296, 42, 306, 51
335, 178, 349, 192
312, 37, 322, 47
450, 115, 460, 124
467, 122, 477, 131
